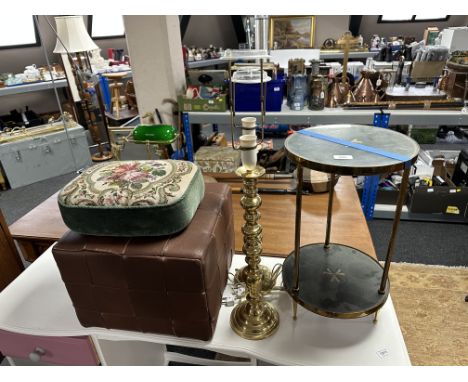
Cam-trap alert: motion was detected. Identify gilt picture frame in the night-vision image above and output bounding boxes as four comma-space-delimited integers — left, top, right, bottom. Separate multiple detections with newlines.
269, 16, 316, 49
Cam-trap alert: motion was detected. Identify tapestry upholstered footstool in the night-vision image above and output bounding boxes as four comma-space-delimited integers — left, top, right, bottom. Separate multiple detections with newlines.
58, 160, 205, 236
52, 183, 234, 341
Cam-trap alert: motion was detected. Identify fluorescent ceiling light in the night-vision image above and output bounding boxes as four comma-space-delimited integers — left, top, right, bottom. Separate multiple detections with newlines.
380, 15, 413, 21
414, 15, 448, 20
0, 16, 37, 47
91, 15, 125, 38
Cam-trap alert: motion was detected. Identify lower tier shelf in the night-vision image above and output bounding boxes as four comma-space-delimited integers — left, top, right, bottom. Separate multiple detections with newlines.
282, 243, 390, 319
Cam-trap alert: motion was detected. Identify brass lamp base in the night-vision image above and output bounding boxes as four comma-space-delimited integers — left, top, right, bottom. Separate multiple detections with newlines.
234, 265, 278, 295
91, 143, 113, 162
230, 165, 279, 341
92, 151, 113, 162
230, 299, 279, 340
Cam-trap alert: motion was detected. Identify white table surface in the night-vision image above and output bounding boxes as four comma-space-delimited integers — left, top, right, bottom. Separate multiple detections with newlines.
0, 245, 411, 366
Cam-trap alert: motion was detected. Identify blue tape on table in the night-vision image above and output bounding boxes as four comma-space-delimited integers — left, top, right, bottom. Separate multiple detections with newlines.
297, 129, 412, 168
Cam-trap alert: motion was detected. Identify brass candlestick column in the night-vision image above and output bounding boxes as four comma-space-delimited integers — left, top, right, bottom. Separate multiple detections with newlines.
221, 49, 279, 340
229, 57, 280, 295
230, 166, 279, 340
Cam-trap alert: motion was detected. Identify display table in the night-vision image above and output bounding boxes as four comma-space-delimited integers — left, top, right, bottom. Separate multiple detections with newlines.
10, 176, 376, 261
0, 247, 410, 366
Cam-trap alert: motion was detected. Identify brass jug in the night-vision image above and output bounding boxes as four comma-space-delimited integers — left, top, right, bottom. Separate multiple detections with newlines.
353, 70, 378, 103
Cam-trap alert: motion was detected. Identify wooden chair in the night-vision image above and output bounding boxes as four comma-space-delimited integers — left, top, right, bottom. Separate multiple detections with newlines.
0, 210, 24, 292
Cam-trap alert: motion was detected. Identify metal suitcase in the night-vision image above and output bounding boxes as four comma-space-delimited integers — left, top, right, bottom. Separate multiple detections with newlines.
0, 126, 92, 189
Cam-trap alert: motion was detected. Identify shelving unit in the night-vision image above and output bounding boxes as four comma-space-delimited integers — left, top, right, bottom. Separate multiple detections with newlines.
185, 105, 468, 126
186, 58, 226, 69
319, 51, 377, 60
186, 52, 378, 69
183, 106, 468, 224
0, 79, 68, 97
373, 208, 468, 223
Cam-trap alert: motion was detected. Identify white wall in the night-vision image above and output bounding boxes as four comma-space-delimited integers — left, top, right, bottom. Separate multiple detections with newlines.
314, 15, 350, 48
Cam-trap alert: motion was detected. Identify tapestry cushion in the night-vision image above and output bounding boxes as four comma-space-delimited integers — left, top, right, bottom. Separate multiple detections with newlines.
58, 160, 205, 236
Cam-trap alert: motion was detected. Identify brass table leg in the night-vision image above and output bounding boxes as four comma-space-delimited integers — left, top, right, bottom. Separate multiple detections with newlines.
373, 310, 379, 324
379, 166, 411, 294
230, 166, 279, 340
292, 164, 304, 319
324, 173, 336, 249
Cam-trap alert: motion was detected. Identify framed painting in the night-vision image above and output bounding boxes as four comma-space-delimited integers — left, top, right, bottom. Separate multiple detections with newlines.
269, 16, 316, 49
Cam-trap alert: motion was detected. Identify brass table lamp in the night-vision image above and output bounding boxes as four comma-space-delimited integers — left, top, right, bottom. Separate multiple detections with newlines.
221, 49, 279, 340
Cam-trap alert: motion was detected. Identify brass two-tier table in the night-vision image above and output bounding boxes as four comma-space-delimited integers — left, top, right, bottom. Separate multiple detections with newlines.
283, 124, 419, 320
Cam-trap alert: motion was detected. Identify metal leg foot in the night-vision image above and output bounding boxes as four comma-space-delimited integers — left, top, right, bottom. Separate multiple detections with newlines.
373, 310, 379, 324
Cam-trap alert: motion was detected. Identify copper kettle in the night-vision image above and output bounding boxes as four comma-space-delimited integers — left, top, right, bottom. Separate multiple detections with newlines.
353, 70, 378, 103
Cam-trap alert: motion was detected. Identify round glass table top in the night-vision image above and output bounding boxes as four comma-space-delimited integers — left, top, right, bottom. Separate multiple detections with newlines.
284, 124, 420, 175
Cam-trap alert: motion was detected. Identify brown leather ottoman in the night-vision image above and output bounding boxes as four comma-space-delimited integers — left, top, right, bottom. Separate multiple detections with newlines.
52, 183, 234, 341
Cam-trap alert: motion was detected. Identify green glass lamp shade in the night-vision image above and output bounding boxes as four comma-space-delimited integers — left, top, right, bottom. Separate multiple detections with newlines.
132, 124, 176, 143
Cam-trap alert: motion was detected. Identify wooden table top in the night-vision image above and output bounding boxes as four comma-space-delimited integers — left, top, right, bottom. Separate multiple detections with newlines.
9, 176, 375, 259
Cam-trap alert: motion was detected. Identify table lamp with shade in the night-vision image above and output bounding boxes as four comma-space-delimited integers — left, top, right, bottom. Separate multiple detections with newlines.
218, 49, 280, 341
53, 15, 112, 161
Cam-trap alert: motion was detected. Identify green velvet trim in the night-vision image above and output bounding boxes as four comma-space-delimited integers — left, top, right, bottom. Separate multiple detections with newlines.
58, 168, 205, 237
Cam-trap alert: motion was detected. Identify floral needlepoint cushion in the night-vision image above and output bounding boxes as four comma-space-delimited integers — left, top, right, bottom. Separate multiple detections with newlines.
58, 160, 205, 236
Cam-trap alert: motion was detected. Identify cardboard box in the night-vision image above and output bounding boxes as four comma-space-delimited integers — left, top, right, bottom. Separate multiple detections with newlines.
411, 61, 446, 82
194, 146, 241, 173
178, 94, 227, 112
440, 27, 468, 52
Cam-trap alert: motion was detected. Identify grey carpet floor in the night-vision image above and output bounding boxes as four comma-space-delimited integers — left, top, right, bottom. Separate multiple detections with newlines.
0, 168, 466, 266
0, 171, 79, 226
368, 219, 467, 266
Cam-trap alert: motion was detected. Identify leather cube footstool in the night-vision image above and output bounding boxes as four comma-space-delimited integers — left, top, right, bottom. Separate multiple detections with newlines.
52, 183, 234, 341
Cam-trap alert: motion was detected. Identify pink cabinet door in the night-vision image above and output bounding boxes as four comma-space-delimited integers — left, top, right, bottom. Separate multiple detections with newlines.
0, 329, 99, 365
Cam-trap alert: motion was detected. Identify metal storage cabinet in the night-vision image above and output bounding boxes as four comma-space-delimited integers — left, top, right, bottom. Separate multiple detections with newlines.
0, 126, 92, 189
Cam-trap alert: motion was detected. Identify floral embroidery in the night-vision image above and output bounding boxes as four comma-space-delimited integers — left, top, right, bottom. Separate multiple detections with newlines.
97, 161, 166, 190
59, 160, 195, 207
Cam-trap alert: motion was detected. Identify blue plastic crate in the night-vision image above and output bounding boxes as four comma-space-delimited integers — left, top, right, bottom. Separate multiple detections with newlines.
233, 79, 285, 112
